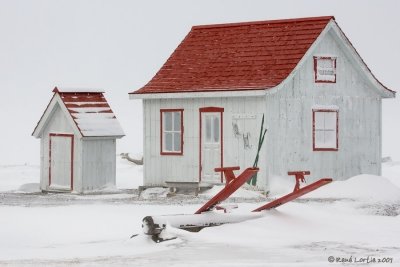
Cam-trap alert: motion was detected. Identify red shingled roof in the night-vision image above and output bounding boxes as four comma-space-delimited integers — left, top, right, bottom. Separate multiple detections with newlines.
53, 87, 124, 137
132, 16, 334, 94
32, 87, 124, 137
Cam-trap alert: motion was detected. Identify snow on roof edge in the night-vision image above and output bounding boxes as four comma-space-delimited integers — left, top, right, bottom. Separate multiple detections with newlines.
53, 87, 105, 93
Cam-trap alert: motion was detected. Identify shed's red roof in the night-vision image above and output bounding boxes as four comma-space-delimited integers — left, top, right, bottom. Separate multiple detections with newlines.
132, 16, 334, 94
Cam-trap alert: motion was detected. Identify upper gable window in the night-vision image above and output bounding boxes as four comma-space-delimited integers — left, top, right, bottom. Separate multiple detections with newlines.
314, 56, 336, 83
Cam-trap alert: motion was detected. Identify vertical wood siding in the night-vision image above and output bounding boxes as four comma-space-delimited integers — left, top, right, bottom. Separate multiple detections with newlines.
82, 139, 116, 191
40, 104, 82, 192
143, 28, 384, 191
143, 97, 267, 187
264, 29, 383, 185
39, 103, 117, 193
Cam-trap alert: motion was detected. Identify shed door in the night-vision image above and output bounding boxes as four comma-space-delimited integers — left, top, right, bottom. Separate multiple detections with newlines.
49, 134, 74, 190
200, 111, 223, 183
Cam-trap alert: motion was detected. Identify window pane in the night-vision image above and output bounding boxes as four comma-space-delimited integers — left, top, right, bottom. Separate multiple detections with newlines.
174, 133, 181, 152
213, 116, 220, 143
314, 112, 325, 130
205, 115, 211, 142
315, 131, 325, 148
314, 110, 338, 149
316, 58, 335, 81
319, 58, 333, 68
165, 132, 173, 151
173, 112, 181, 131
324, 112, 337, 131
164, 112, 172, 131
324, 130, 337, 148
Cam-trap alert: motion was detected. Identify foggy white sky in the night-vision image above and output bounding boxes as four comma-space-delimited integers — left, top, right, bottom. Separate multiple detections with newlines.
0, 0, 399, 165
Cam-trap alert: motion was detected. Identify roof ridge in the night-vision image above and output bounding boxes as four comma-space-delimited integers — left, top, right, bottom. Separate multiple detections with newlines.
53, 86, 105, 94
192, 16, 335, 30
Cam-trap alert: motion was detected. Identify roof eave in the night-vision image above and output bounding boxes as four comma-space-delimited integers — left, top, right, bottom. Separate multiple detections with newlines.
129, 87, 271, 99
81, 135, 125, 140
329, 21, 396, 98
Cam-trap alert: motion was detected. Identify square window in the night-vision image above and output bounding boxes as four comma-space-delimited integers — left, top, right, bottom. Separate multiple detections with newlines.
160, 109, 183, 155
314, 56, 336, 83
313, 109, 338, 151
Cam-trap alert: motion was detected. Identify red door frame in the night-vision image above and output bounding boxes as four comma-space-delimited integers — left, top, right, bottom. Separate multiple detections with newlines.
199, 107, 224, 182
49, 133, 74, 191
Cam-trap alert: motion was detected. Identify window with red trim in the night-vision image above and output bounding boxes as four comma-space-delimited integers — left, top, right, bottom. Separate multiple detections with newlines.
160, 109, 183, 155
314, 56, 336, 83
313, 109, 338, 151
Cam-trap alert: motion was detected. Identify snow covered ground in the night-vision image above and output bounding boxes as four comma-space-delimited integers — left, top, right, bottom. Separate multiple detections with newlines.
0, 159, 399, 266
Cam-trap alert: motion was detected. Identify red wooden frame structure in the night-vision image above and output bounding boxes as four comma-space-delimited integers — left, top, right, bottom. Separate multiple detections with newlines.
253, 171, 332, 212
195, 168, 332, 215
142, 167, 333, 242
195, 166, 258, 214
313, 56, 337, 83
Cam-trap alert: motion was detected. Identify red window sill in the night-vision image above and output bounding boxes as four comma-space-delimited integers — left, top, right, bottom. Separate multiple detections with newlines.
160, 151, 183, 156
313, 148, 338, 152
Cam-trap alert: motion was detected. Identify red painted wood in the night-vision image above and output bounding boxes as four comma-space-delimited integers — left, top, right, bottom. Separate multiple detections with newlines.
199, 107, 224, 182
220, 111, 224, 183
312, 109, 339, 151
314, 56, 337, 83
65, 103, 110, 108
132, 17, 334, 94
195, 167, 259, 214
42, 90, 121, 137
288, 171, 310, 192
214, 166, 240, 172
199, 107, 224, 113
214, 167, 240, 185
287, 171, 310, 176
252, 178, 333, 212
160, 109, 184, 155
48, 133, 74, 191
60, 95, 107, 102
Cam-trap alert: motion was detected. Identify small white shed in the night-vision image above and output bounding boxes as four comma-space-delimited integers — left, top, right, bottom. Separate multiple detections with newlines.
32, 87, 125, 193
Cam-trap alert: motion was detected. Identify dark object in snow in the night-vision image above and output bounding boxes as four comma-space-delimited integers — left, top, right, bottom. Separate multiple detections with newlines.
140, 166, 332, 243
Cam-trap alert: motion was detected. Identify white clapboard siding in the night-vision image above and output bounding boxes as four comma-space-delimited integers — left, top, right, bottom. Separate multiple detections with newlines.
141, 25, 387, 192
263, 29, 383, 185
81, 139, 116, 191
40, 103, 82, 192
143, 96, 267, 187
35, 89, 122, 193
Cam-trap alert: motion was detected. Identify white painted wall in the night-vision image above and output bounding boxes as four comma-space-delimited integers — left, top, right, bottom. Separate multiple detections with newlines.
143, 97, 267, 188
81, 139, 116, 191
142, 28, 386, 191
39, 102, 118, 193
264, 29, 383, 185
39, 103, 82, 192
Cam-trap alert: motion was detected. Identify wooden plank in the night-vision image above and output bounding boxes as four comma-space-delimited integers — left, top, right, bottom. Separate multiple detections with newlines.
252, 178, 332, 212
195, 167, 259, 214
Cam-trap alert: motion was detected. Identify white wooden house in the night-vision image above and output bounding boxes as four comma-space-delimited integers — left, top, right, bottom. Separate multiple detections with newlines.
33, 87, 124, 193
129, 16, 395, 191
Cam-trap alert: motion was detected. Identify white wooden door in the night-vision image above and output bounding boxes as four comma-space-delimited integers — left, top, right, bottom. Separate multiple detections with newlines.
201, 112, 222, 183
49, 134, 73, 190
